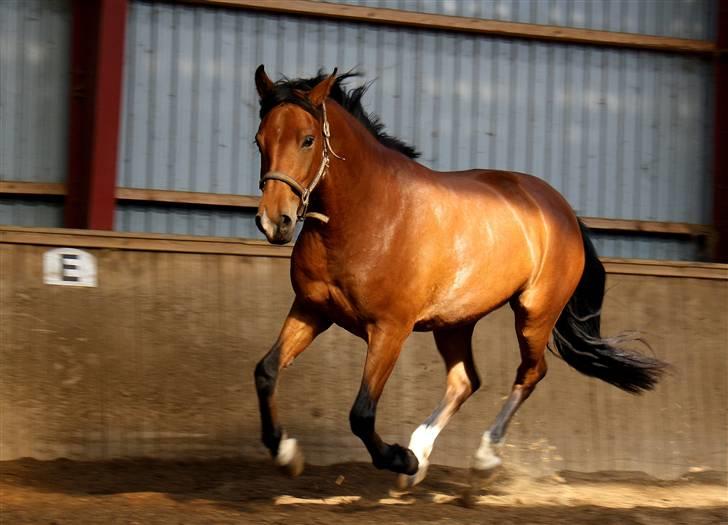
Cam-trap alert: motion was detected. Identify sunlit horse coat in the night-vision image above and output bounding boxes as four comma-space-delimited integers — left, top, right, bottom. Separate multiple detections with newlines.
252, 66, 666, 487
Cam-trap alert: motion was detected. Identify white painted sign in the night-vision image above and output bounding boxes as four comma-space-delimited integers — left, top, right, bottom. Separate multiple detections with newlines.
43, 248, 97, 287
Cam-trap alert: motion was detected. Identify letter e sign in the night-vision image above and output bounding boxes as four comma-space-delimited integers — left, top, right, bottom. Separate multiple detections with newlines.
43, 248, 97, 287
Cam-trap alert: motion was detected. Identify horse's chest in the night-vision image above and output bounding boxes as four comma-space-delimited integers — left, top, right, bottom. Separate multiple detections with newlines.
296, 275, 364, 334
291, 250, 363, 327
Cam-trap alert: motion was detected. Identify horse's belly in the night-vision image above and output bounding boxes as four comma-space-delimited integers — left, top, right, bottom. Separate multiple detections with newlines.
414, 289, 513, 331
414, 263, 525, 331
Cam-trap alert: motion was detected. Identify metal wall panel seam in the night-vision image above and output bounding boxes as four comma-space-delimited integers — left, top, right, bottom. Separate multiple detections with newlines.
14, 1, 28, 187
0, 4, 15, 182
119, 1, 137, 229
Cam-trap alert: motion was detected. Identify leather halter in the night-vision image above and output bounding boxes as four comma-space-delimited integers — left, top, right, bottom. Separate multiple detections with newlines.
259, 102, 345, 224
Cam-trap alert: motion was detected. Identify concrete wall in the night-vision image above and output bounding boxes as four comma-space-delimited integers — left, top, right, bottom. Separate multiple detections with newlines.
1, 230, 726, 479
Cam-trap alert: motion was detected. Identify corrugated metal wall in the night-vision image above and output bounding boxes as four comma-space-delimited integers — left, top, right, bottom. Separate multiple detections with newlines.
117, 1, 714, 259
0, 1, 715, 259
116, 203, 260, 239
328, 0, 716, 40
0, 200, 63, 229
0, 0, 70, 227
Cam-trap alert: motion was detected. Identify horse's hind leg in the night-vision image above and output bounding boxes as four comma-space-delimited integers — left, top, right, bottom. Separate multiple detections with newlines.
472, 296, 557, 474
397, 323, 480, 488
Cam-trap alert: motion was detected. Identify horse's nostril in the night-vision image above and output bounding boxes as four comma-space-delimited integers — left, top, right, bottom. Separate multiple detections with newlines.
255, 214, 264, 232
281, 214, 293, 228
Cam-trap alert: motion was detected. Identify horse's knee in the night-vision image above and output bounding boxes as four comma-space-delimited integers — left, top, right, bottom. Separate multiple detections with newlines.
254, 353, 278, 398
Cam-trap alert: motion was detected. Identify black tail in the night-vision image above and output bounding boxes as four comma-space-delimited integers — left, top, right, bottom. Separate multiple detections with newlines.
550, 221, 668, 394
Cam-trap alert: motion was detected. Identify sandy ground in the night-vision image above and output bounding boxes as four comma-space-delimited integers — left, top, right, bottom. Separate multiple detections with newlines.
0, 457, 726, 524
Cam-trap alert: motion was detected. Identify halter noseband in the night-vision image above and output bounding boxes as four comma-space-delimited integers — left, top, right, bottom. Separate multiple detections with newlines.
259, 102, 345, 224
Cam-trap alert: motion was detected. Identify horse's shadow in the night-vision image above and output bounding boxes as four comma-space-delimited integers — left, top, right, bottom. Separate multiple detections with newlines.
0, 456, 487, 511
3, 456, 726, 519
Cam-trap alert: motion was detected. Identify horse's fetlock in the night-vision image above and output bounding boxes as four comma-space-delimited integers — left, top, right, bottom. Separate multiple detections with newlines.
372, 456, 388, 470
262, 427, 282, 456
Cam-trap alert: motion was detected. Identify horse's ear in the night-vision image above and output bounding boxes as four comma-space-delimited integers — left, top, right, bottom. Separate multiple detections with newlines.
308, 68, 338, 107
255, 64, 275, 99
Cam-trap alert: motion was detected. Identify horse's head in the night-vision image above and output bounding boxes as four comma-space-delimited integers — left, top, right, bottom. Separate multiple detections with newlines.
254, 65, 338, 244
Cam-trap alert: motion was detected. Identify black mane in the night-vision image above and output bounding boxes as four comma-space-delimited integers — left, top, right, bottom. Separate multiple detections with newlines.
258, 71, 420, 159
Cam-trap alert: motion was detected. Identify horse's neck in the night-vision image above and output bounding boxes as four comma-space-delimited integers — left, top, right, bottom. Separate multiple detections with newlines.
314, 103, 408, 221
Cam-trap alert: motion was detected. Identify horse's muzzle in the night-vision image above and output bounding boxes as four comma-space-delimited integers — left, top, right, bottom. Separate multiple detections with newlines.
256, 210, 294, 245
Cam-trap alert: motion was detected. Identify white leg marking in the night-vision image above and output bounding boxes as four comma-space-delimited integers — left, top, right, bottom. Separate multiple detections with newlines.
409, 423, 442, 464
274, 435, 299, 467
397, 424, 441, 488
472, 431, 502, 471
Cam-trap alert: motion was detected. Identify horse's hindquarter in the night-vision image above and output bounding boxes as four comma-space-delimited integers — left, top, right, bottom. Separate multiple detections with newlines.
412, 169, 584, 329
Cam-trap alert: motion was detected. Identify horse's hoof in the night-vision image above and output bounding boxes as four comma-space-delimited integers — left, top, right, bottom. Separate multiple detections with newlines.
375, 444, 419, 475
472, 432, 502, 473
471, 453, 502, 473
395, 459, 429, 489
274, 437, 305, 477
390, 444, 419, 475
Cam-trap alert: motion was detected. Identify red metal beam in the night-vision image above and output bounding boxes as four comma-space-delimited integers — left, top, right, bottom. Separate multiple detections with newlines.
64, 0, 128, 230
714, 1, 728, 262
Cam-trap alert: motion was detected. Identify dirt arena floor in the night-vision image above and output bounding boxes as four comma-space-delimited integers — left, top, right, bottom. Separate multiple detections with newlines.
1, 457, 726, 524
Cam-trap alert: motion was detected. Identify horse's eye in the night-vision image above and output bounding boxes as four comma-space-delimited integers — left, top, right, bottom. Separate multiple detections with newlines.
301, 135, 315, 149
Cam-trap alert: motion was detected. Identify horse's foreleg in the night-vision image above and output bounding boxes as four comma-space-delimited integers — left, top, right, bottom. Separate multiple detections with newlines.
350, 325, 418, 475
254, 299, 331, 476
398, 323, 480, 488
472, 302, 552, 474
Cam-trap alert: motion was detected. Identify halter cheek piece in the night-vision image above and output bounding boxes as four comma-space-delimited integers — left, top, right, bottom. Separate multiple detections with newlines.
259, 102, 345, 224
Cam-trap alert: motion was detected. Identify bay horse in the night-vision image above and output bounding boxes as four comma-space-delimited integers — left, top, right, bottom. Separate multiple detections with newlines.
252, 65, 667, 488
